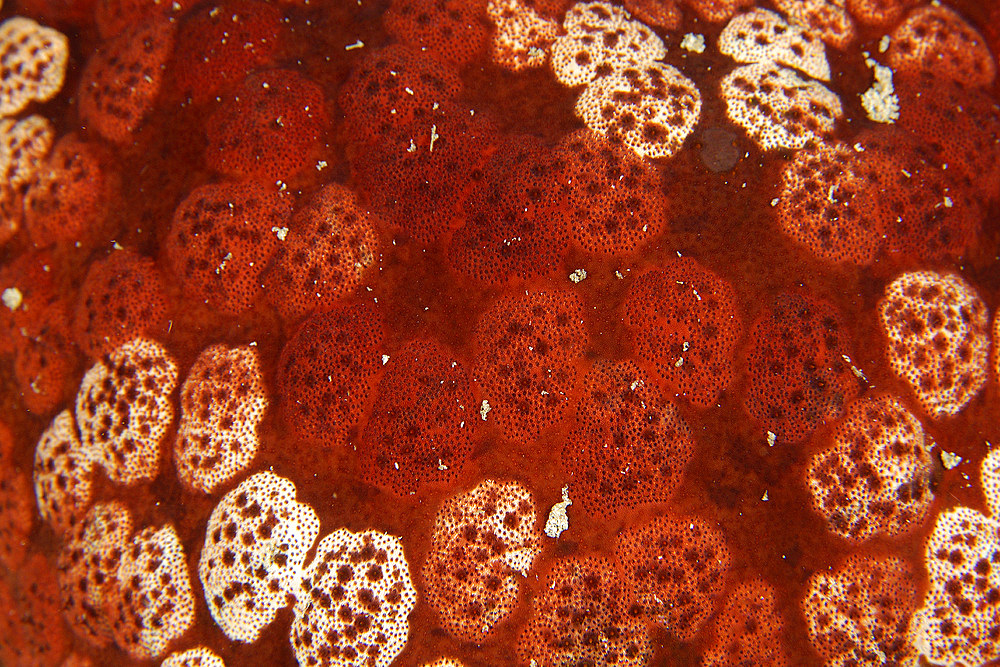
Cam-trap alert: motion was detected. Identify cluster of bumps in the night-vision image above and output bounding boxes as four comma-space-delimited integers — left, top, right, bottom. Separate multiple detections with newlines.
0, 0, 998, 665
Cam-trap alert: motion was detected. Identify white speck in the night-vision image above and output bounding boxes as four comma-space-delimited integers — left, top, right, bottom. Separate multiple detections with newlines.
437, 459, 448, 471
429, 124, 439, 152
271, 226, 288, 241
900, 168, 911, 178
680, 33, 706, 54
381, 354, 390, 365
630, 378, 643, 391
766, 431, 776, 447
853, 142, 865, 152
112, 241, 123, 250
943, 196, 953, 208
404, 87, 414, 95
2, 287, 22, 311
615, 270, 624, 279
878, 35, 890, 53
544, 486, 572, 538
841, 354, 869, 383
674, 357, 684, 368
480, 400, 491, 421
941, 451, 962, 469
569, 268, 588, 283
406, 139, 417, 153
761, 490, 769, 501
827, 184, 838, 203
860, 58, 899, 124
316, 160, 328, 171
215, 252, 233, 275
345, 39, 364, 50
770, 197, 779, 207
682, 341, 690, 352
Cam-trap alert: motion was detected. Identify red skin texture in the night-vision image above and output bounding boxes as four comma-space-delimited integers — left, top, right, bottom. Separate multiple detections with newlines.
205, 69, 329, 181
339, 45, 463, 150
518, 556, 652, 666
857, 127, 982, 263
562, 360, 694, 516
262, 183, 379, 322
474, 289, 586, 443
12, 0, 98, 27
73, 249, 169, 359
742, 292, 860, 444
384, 0, 491, 67
702, 579, 791, 666
553, 129, 668, 256
0, 554, 70, 666
0, 252, 78, 414
615, 514, 731, 641
352, 103, 501, 245
846, 0, 918, 28
623, 258, 742, 407
359, 339, 478, 496
78, 20, 176, 143
164, 181, 293, 314
895, 73, 1000, 203
169, 0, 283, 105
277, 302, 385, 445
448, 135, 572, 282
0, 468, 33, 570
682, 0, 754, 22
23, 134, 118, 250
95, 0, 198, 39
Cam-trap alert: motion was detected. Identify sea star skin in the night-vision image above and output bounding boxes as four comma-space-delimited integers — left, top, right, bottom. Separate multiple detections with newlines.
3, 2, 999, 665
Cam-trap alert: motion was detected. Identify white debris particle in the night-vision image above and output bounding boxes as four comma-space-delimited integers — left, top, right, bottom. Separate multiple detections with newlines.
544, 486, 572, 538
345, 39, 364, 50
615, 270, 624, 279
316, 160, 328, 171
853, 142, 865, 152
437, 458, 448, 471
878, 35, 890, 53
860, 57, 899, 124
381, 354, 390, 365
215, 251, 233, 274
941, 451, 962, 469
770, 197, 780, 207
761, 490, 769, 501
680, 33, 706, 54
429, 124, 439, 152
480, 399, 491, 421
271, 226, 289, 241
674, 357, 684, 368
1, 287, 22, 311
112, 240, 124, 250
569, 268, 588, 283
943, 196, 953, 208
766, 431, 776, 447
841, 354, 869, 383
406, 138, 417, 153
